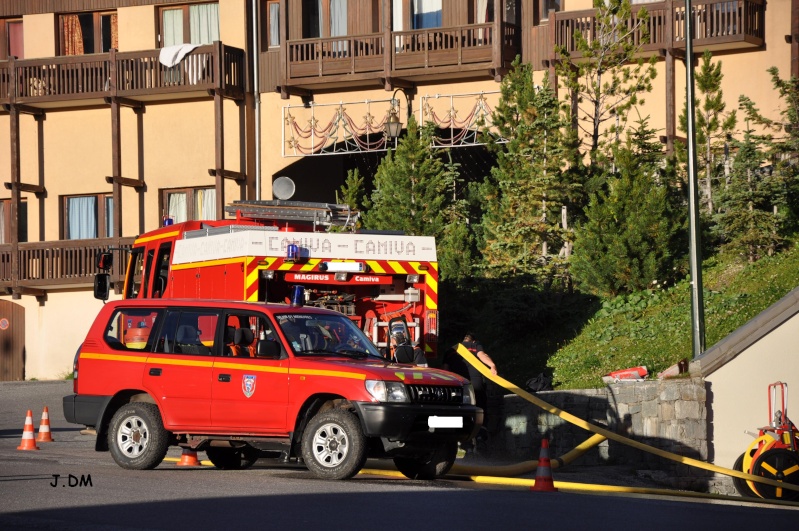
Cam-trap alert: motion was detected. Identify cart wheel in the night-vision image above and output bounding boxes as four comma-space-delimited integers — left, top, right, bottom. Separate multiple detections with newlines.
732, 452, 757, 498
750, 448, 799, 501
744, 434, 778, 495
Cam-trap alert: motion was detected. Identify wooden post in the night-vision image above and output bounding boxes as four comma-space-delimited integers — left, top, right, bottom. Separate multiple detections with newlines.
110, 49, 122, 238
793, 0, 799, 79
548, 9, 557, 96
492, 0, 502, 74
384, 0, 392, 87
214, 42, 225, 221
8, 57, 20, 296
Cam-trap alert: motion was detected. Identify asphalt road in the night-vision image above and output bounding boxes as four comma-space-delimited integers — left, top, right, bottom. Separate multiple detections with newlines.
1, 381, 797, 530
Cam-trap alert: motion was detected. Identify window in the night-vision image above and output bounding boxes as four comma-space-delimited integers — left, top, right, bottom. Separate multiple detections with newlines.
161, 3, 220, 46
62, 194, 113, 240
223, 312, 280, 358
411, 0, 441, 29
154, 309, 220, 355
476, 1, 494, 24
0, 19, 23, 60
0, 199, 27, 244
263, 0, 280, 49
60, 12, 117, 55
303, 0, 348, 39
539, 1, 561, 23
162, 187, 216, 224
105, 308, 163, 351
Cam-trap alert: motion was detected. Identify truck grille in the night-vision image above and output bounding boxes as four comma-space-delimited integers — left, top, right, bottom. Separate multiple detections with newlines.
407, 385, 463, 404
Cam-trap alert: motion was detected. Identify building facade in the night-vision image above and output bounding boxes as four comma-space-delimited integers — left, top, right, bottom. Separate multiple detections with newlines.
0, 0, 791, 381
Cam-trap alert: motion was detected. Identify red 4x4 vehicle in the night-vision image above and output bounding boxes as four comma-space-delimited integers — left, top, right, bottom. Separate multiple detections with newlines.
63, 298, 482, 480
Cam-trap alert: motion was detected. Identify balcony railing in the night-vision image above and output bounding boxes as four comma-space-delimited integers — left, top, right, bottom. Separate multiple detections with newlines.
280, 22, 520, 89
0, 42, 246, 107
0, 238, 134, 293
531, 0, 764, 69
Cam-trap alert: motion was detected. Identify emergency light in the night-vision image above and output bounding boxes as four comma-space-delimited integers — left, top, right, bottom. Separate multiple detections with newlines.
286, 243, 300, 262
290, 285, 305, 307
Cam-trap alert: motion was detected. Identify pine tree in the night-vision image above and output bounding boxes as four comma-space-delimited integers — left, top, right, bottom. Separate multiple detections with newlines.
571, 118, 684, 297
334, 168, 366, 231
555, 0, 657, 170
713, 128, 784, 262
678, 50, 737, 215
739, 67, 799, 232
479, 62, 575, 283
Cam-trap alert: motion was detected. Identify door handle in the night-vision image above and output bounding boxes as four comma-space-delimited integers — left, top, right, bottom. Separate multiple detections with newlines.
149, 368, 162, 376
218, 374, 231, 383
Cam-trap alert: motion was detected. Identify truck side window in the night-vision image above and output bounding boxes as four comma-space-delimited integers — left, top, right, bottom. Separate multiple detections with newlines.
125, 249, 145, 299
151, 243, 172, 298
104, 308, 162, 351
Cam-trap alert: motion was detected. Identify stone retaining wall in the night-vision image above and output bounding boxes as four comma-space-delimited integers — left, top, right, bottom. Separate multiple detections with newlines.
484, 377, 735, 494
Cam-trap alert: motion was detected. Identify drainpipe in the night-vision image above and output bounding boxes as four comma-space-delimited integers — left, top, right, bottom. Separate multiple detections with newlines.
252, 0, 262, 200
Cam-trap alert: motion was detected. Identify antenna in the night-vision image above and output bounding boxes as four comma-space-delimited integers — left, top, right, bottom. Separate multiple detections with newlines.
272, 176, 296, 200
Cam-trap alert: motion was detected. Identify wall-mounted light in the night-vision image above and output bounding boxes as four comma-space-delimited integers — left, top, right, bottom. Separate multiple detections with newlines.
385, 88, 411, 141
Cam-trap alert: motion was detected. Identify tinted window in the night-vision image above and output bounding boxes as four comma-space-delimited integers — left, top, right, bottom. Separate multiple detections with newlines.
105, 308, 163, 351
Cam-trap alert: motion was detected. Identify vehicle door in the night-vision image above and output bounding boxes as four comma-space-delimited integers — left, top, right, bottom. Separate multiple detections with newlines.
211, 311, 290, 433
143, 308, 218, 428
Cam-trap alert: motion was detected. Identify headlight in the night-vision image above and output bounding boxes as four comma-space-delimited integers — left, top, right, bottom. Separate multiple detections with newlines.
462, 383, 475, 405
365, 380, 410, 403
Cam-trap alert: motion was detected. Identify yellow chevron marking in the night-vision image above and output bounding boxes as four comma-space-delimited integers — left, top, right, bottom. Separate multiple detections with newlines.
134, 231, 180, 246
387, 261, 407, 274
367, 261, 385, 274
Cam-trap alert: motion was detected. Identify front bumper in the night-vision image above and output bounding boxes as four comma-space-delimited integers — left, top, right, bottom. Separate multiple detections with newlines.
352, 402, 483, 443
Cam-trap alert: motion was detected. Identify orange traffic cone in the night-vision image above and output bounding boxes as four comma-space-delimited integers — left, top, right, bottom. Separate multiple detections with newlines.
176, 448, 200, 467
36, 406, 54, 443
17, 410, 40, 451
530, 438, 557, 492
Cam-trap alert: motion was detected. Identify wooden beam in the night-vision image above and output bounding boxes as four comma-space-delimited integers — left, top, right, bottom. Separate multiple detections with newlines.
208, 169, 246, 182
2, 103, 44, 116
103, 96, 144, 110
4, 182, 46, 195
105, 176, 145, 189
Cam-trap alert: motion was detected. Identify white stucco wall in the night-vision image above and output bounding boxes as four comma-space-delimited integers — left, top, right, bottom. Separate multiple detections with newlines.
705, 315, 799, 468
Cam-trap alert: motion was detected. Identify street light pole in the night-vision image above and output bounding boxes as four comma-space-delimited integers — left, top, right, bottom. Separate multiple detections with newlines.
684, 0, 706, 358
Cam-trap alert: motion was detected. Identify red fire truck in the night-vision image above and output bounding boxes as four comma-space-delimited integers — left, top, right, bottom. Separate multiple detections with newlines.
95, 200, 440, 359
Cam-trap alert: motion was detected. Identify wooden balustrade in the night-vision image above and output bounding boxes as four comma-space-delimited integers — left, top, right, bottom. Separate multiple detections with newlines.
548, 0, 764, 60
0, 42, 246, 106
0, 238, 134, 291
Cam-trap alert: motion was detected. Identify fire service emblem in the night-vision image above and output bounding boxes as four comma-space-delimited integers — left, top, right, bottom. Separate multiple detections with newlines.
242, 374, 257, 398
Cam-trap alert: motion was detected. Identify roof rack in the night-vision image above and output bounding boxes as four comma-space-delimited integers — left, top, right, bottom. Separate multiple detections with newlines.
225, 200, 360, 229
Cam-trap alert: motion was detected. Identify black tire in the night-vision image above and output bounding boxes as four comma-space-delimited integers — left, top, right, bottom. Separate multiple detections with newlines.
750, 448, 799, 501
301, 409, 366, 480
394, 441, 458, 480
732, 452, 757, 497
108, 403, 170, 470
205, 446, 260, 470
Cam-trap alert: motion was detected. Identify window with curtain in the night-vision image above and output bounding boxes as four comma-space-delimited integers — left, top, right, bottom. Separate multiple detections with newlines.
412, 0, 442, 29
64, 194, 111, 240
302, 0, 348, 39
263, 0, 281, 48
161, 3, 219, 46
0, 199, 27, 244
2, 19, 24, 59
60, 12, 117, 55
164, 187, 216, 224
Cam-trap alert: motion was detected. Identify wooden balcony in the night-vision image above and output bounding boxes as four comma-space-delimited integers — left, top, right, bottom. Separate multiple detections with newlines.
530, 0, 765, 70
0, 42, 246, 109
0, 238, 134, 296
274, 22, 520, 94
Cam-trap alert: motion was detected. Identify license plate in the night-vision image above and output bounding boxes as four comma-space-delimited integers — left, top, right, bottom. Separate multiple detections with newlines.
428, 416, 463, 428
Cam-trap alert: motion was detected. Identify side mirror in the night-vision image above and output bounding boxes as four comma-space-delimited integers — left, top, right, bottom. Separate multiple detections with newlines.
94, 273, 110, 301
256, 340, 281, 360
97, 251, 113, 270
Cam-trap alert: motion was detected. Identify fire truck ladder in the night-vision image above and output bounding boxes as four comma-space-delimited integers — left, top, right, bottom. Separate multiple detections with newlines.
226, 200, 360, 230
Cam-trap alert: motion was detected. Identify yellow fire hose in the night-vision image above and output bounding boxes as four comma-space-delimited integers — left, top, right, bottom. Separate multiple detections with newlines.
452, 343, 799, 494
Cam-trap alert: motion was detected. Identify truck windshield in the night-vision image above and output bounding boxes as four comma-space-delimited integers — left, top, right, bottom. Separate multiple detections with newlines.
275, 313, 383, 359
